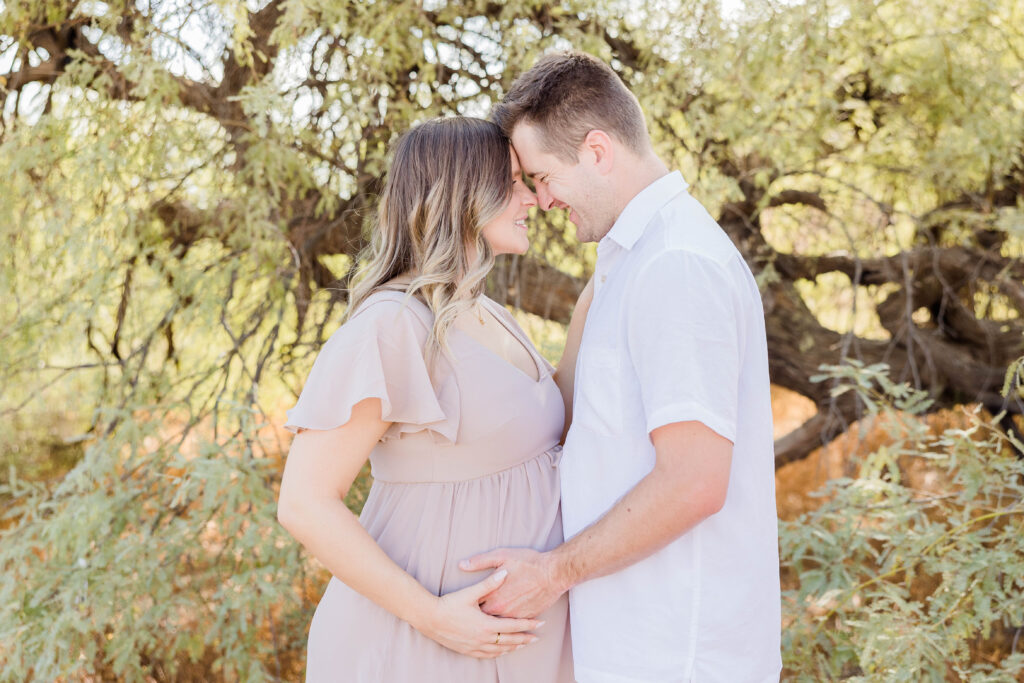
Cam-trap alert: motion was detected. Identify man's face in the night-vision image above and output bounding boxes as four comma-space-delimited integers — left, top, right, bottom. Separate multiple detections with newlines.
510, 123, 616, 243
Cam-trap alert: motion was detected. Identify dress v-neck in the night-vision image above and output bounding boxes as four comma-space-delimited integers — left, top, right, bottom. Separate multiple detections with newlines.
471, 296, 545, 384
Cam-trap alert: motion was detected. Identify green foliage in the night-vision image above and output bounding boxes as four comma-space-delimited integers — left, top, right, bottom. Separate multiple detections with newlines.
1, 432, 307, 682
781, 362, 1024, 680
1, 0, 1023, 680
0, 0, 617, 677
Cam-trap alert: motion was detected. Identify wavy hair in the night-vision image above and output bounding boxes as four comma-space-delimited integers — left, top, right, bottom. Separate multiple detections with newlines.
346, 117, 512, 361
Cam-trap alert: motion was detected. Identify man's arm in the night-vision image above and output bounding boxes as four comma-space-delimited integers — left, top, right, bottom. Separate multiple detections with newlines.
462, 420, 732, 618
552, 420, 731, 584
462, 250, 743, 618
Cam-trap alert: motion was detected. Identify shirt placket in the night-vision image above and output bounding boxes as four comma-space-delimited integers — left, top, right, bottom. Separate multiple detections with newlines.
594, 239, 622, 297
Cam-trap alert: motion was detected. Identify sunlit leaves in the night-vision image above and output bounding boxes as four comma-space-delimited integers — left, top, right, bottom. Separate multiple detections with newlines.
2, 0, 1023, 679
784, 362, 1024, 679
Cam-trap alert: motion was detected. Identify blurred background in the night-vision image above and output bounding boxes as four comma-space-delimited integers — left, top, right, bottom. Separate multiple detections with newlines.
1, 0, 1023, 680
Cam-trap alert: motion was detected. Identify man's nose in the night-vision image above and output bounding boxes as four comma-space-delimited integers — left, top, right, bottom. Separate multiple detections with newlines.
535, 184, 555, 211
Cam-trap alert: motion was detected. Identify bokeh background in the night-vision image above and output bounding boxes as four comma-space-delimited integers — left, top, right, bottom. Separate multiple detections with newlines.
2, 0, 1023, 680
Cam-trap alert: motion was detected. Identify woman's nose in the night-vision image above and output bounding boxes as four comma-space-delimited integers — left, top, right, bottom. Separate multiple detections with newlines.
521, 185, 538, 208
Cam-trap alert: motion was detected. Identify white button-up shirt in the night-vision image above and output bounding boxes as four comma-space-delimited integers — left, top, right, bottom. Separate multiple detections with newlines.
561, 171, 781, 683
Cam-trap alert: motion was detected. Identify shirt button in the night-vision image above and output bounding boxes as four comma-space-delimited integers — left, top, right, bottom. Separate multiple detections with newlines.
600, 275, 607, 283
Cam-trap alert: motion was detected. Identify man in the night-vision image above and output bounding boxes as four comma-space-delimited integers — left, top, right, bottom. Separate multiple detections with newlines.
459, 52, 782, 682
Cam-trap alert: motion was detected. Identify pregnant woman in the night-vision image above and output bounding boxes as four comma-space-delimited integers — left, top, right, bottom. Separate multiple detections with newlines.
277, 117, 590, 682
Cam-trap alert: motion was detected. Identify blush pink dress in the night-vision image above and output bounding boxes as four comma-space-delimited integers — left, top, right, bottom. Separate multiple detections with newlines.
284, 289, 573, 683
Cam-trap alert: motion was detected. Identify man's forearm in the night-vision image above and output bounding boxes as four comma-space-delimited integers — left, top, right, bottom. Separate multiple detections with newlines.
549, 471, 707, 589
471, 423, 732, 617
549, 422, 733, 591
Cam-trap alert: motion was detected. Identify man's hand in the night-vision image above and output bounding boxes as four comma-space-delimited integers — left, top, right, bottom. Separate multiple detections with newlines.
413, 569, 543, 658
458, 548, 568, 619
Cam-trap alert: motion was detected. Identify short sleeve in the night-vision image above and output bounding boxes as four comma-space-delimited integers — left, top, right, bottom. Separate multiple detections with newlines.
626, 250, 743, 443
284, 299, 459, 444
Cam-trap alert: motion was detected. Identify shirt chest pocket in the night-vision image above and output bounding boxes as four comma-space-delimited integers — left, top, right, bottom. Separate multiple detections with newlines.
575, 346, 628, 437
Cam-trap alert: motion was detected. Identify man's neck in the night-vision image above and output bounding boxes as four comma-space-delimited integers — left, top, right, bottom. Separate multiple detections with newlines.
612, 153, 671, 218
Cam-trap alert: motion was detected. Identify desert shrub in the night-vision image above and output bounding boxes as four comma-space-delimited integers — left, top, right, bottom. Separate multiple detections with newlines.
0, 413, 312, 682
780, 360, 1024, 681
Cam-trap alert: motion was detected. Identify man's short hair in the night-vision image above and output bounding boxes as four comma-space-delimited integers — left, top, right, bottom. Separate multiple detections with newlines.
492, 51, 649, 163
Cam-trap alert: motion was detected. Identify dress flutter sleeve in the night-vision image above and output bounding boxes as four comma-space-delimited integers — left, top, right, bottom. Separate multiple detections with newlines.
283, 298, 459, 444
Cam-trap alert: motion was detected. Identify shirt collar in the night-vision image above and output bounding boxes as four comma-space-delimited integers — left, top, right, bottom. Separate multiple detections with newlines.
604, 171, 689, 250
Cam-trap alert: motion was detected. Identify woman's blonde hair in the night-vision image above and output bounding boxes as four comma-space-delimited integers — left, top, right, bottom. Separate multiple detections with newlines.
346, 117, 512, 361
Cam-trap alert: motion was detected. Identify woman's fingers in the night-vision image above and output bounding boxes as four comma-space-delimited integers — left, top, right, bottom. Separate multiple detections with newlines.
491, 631, 537, 647
426, 576, 543, 658
468, 617, 542, 658
466, 616, 542, 658
459, 568, 508, 602
472, 634, 537, 659
486, 615, 544, 634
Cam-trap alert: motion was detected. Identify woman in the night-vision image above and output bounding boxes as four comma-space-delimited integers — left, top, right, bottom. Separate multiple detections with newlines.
277, 117, 592, 682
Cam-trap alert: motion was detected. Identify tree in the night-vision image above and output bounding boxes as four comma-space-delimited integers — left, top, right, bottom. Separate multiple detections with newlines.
4, 0, 1023, 465
1, 0, 1022, 679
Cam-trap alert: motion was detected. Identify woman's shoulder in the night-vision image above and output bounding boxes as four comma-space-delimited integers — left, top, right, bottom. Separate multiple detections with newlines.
286, 288, 455, 439
333, 288, 432, 350
352, 288, 430, 322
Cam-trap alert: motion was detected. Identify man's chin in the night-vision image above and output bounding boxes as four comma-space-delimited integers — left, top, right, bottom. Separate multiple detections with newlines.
572, 224, 597, 244
567, 212, 587, 241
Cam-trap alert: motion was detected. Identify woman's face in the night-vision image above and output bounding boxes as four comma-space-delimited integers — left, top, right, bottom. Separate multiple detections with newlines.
481, 147, 538, 256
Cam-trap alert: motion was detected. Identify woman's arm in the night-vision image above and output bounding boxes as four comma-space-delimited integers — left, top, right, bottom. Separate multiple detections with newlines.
553, 276, 595, 441
277, 397, 542, 658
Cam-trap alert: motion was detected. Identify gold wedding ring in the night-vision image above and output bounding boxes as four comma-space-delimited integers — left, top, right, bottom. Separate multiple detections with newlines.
494, 632, 501, 645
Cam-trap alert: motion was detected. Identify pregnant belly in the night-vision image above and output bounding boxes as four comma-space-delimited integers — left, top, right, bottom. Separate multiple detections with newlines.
359, 447, 563, 596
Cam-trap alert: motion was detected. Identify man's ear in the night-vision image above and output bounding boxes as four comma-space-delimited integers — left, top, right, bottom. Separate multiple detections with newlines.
582, 129, 615, 175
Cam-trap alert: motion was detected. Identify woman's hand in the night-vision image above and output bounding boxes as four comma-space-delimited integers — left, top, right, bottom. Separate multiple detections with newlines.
410, 569, 544, 658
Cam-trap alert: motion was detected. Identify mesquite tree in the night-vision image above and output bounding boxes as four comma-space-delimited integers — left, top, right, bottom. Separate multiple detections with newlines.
1, 0, 1022, 679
